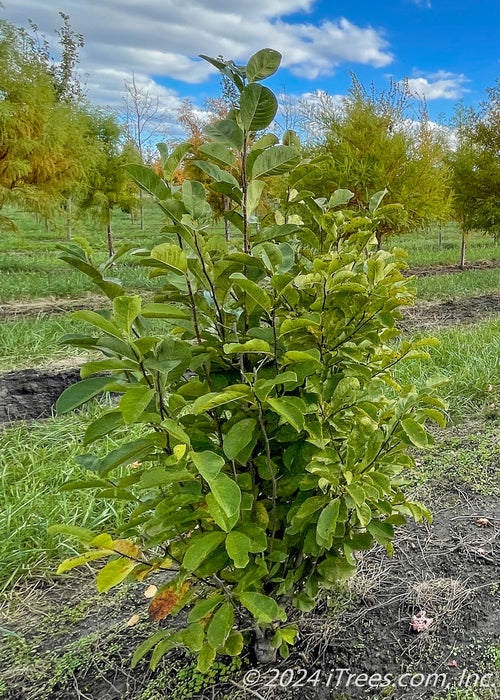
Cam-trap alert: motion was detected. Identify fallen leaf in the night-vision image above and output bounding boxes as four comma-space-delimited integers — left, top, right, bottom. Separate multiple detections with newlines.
447, 660, 458, 668
131, 461, 142, 469
410, 610, 433, 632
476, 518, 491, 528
477, 548, 486, 556
126, 614, 140, 627
144, 584, 158, 599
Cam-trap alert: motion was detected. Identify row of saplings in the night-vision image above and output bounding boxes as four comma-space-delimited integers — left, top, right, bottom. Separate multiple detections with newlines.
49, 48, 445, 672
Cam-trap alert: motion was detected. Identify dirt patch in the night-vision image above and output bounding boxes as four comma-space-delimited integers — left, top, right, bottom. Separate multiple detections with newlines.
0, 294, 107, 318
402, 293, 500, 331
0, 368, 81, 423
406, 259, 500, 277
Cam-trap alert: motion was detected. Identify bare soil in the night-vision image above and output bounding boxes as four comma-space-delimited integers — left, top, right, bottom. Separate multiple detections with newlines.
0, 368, 81, 423
406, 260, 500, 277
402, 293, 500, 330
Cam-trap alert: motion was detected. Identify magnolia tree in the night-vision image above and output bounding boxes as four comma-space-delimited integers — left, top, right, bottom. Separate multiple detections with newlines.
51, 49, 445, 671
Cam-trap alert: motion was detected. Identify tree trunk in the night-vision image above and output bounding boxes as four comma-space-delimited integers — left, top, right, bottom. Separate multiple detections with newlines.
66, 196, 72, 241
438, 226, 442, 247
44, 217, 49, 233
139, 189, 144, 232
377, 231, 383, 251
459, 230, 469, 269
223, 195, 230, 242
107, 210, 115, 257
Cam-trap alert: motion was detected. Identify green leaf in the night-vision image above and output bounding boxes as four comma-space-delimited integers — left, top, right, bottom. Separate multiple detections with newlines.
47, 524, 95, 545
210, 473, 241, 518
366, 519, 394, 547
401, 418, 428, 448
223, 418, 257, 460
161, 418, 191, 445
204, 119, 244, 150
187, 595, 224, 623
141, 303, 190, 320
240, 84, 277, 131
193, 160, 240, 187
329, 189, 355, 208
192, 386, 251, 414
182, 623, 205, 652
80, 358, 138, 379
246, 180, 266, 215
223, 339, 271, 354
197, 142, 237, 169
124, 164, 170, 200
316, 499, 341, 548
229, 272, 272, 311
182, 180, 210, 220
197, 643, 216, 673
317, 555, 356, 582
99, 435, 160, 475
369, 188, 388, 213
72, 309, 121, 338
239, 592, 284, 623
84, 412, 123, 444
119, 386, 154, 423
250, 145, 300, 179
206, 493, 239, 532
224, 630, 244, 656
56, 550, 110, 574
131, 630, 171, 669
207, 602, 234, 648
183, 532, 226, 571
96, 557, 135, 592
225, 531, 252, 568
191, 450, 225, 480
267, 397, 305, 433
245, 48, 282, 82
150, 243, 187, 274
163, 142, 191, 181
56, 376, 112, 415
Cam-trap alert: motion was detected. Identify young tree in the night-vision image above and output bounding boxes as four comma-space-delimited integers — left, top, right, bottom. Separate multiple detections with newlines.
306, 77, 452, 247
449, 91, 500, 267
80, 111, 139, 255
122, 73, 169, 230
52, 48, 445, 672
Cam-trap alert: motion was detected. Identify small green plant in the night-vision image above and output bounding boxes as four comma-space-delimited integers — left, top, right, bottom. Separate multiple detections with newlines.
50, 48, 445, 671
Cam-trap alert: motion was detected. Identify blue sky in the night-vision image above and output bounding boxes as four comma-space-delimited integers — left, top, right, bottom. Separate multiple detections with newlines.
2, 0, 498, 126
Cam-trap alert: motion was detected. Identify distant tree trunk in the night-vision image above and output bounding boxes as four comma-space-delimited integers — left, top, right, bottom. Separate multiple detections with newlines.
139, 189, 144, 231
66, 196, 72, 241
131, 209, 135, 225
459, 230, 469, 269
223, 195, 230, 242
44, 217, 49, 233
107, 209, 115, 257
376, 231, 383, 250
438, 226, 442, 247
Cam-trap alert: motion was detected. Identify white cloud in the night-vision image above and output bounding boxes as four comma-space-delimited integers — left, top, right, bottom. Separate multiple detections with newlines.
410, 0, 432, 8
2, 0, 392, 108
402, 71, 469, 100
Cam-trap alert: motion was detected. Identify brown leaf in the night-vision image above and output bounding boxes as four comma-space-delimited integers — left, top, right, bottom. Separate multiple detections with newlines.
144, 584, 158, 599
476, 518, 491, 528
113, 539, 142, 559
126, 614, 140, 627
149, 582, 190, 622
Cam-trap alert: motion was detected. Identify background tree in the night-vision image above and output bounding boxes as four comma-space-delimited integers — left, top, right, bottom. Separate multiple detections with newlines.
448, 91, 500, 267
122, 73, 169, 230
80, 111, 139, 255
305, 77, 452, 247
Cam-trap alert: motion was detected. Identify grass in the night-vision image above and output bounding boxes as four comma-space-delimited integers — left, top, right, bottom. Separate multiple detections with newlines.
396, 315, 500, 416
0, 409, 133, 593
0, 314, 90, 370
392, 221, 500, 267
415, 268, 500, 301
